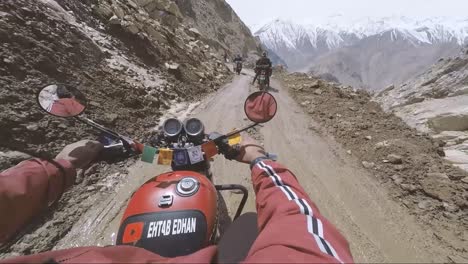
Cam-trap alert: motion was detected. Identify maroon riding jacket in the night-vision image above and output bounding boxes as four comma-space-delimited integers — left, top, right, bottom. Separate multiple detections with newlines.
0, 160, 354, 263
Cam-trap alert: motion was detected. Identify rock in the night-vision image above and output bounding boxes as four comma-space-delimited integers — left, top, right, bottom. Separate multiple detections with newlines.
391, 175, 403, 185
310, 80, 320, 88
301, 101, 311, 106
125, 23, 140, 34
394, 165, 406, 171
103, 113, 119, 124
349, 106, 358, 112
26, 124, 39, 131
443, 211, 457, 219
314, 89, 323, 95
165, 62, 180, 70
461, 177, 468, 183
94, 3, 114, 19
0, 151, 31, 169
109, 15, 120, 25
400, 184, 417, 192
90, 101, 100, 107
421, 173, 453, 201
375, 140, 390, 149
364, 136, 372, 140
442, 202, 459, 212
387, 154, 403, 164
112, 5, 125, 19
188, 28, 201, 37
134, 0, 153, 6
346, 150, 352, 155
194, 71, 205, 78
362, 161, 375, 169
436, 147, 445, 157
418, 200, 433, 210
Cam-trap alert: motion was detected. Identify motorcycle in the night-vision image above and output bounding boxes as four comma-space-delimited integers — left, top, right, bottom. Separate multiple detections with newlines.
36, 84, 278, 258
256, 65, 270, 91
234, 61, 242, 75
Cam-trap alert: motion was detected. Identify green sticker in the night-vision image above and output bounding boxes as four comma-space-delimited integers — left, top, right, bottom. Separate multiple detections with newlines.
141, 145, 158, 163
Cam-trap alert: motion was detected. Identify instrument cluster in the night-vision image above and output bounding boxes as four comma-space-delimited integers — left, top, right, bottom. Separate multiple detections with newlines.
162, 118, 205, 140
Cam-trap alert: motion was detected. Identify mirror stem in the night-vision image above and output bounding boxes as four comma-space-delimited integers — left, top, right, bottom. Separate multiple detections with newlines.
225, 123, 259, 138
75, 116, 121, 139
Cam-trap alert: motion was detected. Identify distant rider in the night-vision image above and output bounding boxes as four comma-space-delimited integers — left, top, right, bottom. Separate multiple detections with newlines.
233, 54, 243, 72
252, 51, 273, 86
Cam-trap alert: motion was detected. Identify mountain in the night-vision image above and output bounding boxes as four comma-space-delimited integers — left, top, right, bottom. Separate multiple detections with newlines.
255, 16, 468, 90
375, 48, 468, 171
175, 0, 260, 56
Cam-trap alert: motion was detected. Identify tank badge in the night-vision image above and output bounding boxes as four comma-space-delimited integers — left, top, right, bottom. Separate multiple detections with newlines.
158, 194, 173, 207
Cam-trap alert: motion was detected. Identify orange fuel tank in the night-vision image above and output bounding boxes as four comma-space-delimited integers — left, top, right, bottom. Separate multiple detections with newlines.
116, 171, 218, 257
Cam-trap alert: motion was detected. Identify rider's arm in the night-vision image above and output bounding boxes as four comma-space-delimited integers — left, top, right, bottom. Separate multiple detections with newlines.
0, 159, 76, 244
235, 136, 354, 264
0, 140, 102, 244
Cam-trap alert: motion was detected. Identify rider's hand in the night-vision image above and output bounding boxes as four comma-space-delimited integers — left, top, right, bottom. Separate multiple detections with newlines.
236, 134, 267, 164
56, 140, 103, 169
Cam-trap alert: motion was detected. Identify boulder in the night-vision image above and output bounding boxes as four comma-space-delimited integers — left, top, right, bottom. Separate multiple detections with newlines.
165, 62, 180, 70
109, 15, 121, 25
362, 161, 375, 169
428, 113, 468, 133
421, 173, 453, 201
387, 154, 403, 164
188, 28, 201, 38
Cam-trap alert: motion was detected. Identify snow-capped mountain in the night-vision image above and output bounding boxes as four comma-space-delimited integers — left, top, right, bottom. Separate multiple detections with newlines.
256, 16, 468, 52
255, 16, 468, 90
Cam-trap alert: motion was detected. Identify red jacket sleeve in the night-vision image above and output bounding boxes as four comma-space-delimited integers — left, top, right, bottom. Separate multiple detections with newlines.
243, 160, 354, 263
0, 159, 76, 244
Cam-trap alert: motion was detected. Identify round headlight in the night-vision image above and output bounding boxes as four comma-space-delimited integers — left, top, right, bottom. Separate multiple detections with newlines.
163, 118, 183, 137
184, 118, 204, 137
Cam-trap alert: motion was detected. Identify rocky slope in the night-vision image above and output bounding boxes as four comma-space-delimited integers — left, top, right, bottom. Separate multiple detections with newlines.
376, 49, 468, 172
256, 18, 466, 90
0, 0, 257, 255
0, 0, 258, 170
175, 0, 260, 57
279, 71, 468, 260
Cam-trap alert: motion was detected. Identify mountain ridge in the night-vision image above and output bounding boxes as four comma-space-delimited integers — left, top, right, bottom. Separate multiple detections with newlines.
255, 17, 466, 90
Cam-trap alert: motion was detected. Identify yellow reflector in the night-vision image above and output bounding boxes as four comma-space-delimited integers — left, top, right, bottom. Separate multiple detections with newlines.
228, 133, 241, 146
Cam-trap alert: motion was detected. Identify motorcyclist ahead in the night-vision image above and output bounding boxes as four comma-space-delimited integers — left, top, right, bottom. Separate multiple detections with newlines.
0, 136, 354, 263
233, 54, 243, 74
252, 51, 273, 86
233, 54, 243, 63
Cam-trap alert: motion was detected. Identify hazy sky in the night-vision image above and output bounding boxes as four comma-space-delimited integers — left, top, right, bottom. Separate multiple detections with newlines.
225, 0, 468, 28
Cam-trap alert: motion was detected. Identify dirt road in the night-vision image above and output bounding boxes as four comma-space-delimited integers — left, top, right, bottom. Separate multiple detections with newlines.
51, 73, 455, 262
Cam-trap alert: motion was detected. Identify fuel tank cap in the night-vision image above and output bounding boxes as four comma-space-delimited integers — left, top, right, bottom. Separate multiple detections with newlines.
176, 177, 200, 197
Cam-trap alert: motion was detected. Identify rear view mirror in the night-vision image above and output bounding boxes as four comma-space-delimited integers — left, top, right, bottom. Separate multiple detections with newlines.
244, 92, 277, 123
37, 84, 87, 118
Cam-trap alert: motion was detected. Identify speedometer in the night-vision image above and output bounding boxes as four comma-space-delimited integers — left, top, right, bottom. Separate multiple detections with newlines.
163, 118, 183, 137
184, 118, 204, 137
